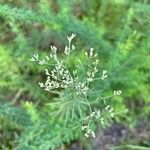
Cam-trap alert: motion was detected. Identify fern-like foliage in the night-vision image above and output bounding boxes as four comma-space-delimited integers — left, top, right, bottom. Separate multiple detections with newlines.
1, 33, 122, 150
0, 0, 150, 149
0, 4, 111, 52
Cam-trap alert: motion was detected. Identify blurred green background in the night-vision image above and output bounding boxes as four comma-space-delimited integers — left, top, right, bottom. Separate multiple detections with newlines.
0, 0, 150, 149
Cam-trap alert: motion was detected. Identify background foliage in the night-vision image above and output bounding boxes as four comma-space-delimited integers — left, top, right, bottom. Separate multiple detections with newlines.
0, 0, 149, 149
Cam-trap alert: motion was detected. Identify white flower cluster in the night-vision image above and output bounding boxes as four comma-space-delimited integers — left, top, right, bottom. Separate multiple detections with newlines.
30, 34, 91, 95
114, 90, 122, 95
105, 105, 114, 118
75, 82, 89, 95
30, 34, 109, 95
90, 110, 101, 118
85, 48, 108, 82
39, 64, 74, 91
85, 48, 98, 58
85, 48, 100, 82
81, 126, 96, 138
101, 70, 108, 80
65, 33, 76, 55
30, 45, 59, 65
81, 104, 115, 138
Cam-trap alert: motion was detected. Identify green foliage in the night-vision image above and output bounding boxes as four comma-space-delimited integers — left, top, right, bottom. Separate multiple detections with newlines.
0, 46, 19, 89
0, 0, 150, 149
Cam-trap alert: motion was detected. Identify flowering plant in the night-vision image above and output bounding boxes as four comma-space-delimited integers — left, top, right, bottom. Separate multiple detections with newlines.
30, 33, 122, 138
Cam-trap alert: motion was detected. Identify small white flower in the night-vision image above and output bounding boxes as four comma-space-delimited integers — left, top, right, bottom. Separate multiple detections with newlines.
114, 90, 122, 95
64, 46, 69, 55
30, 57, 35, 62
72, 45, 75, 50
50, 54, 53, 58
111, 112, 114, 118
89, 48, 94, 57
87, 129, 91, 133
45, 69, 50, 75
39, 61, 44, 65
91, 131, 96, 138
101, 70, 108, 80
39, 82, 44, 88
45, 56, 49, 60
95, 59, 99, 64
85, 51, 88, 56
96, 110, 101, 118
33, 54, 39, 59
93, 53, 97, 57
105, 105, 110, 110
90, 112, 95, 117
67, 33, 76, 42
81, 125, 87, 131
51, 45, 57, 52
84, 133, 89, 137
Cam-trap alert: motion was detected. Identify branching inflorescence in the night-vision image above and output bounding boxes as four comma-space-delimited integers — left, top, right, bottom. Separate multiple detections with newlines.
30, 33, 122, 138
